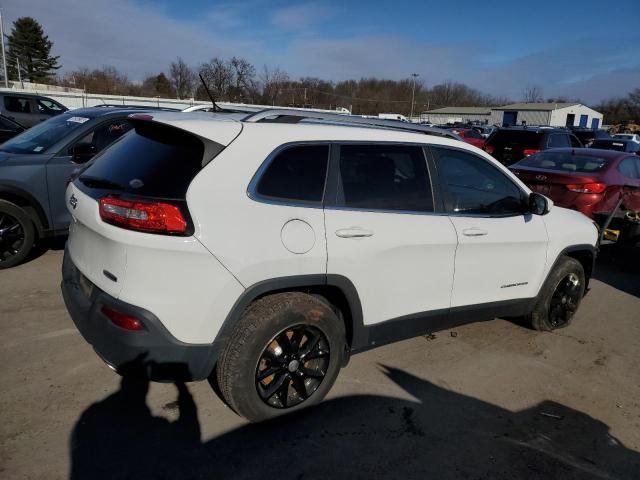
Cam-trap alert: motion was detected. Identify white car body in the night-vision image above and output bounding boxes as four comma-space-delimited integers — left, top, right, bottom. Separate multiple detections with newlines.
612, 133, 640, 144
62, 110, 599, 387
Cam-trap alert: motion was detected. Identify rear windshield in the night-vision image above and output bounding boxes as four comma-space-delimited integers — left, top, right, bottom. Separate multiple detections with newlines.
79, 121, 208, 199
486, 130, 543, 148
516, 151, 609, 173
591, 140, 628, 151
0, 113, 92, 154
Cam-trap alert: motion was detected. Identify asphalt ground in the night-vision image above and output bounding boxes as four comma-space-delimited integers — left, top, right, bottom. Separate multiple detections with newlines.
1, 246, 638, 479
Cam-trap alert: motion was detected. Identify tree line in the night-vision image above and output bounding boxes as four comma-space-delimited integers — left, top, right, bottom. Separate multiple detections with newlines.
3, 16, 639, 121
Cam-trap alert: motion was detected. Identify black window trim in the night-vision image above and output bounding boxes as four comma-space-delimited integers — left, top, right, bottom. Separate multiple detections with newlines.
432, 145, 530, 218
247, 141, 332, 209
324, 141, 438, 216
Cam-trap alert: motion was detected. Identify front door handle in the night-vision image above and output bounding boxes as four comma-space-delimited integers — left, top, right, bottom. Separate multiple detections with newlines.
462, 227, 488, 237
335, 227, 374, 238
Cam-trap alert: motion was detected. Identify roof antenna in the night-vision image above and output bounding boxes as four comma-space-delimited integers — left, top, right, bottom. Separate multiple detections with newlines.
198, 73, 222, 112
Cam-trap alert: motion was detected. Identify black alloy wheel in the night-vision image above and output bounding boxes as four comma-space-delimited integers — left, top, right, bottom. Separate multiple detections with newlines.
255, 324, 330, 409
0, 212, 26, 263
548, 272, 581, 328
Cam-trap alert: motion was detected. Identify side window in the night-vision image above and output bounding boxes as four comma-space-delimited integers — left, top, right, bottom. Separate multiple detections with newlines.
37, 98, 64, 114
435, 147, 525, 216
618, 158, 640, 179
256, 144, 329, 203
468, 130, 483, 139
337, 144, 433, 212
570, 135, 582, 148
548, 134, 570, 148
4, 96, 33, 113
69, 120, 133, 155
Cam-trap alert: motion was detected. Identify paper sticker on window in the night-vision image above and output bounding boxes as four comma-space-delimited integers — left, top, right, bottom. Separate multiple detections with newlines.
33, 146, 44, 152
67, 116, 90, 124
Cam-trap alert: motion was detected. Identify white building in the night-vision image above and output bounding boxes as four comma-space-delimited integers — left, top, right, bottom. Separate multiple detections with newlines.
490, 103, 604, 129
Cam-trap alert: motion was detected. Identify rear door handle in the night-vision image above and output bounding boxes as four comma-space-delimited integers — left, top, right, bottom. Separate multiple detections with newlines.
462, 227, 488, 237
335, 227, 374, 238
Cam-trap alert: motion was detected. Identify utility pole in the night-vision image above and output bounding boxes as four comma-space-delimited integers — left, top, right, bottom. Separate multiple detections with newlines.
16, 57, 23, 88
0, 10, 8, 88
410, 73, 419, 120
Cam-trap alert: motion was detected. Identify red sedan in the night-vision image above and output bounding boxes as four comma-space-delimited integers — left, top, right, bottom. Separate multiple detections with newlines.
509, 148, 640, 218
448, 127, 486, 148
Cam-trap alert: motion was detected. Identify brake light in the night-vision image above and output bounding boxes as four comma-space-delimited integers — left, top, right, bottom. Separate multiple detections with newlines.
101, 306, 144, 331
484, 144, 495, 154
565, 183, 607, 194
523, 149, 540, 156
99, 197, 187, 234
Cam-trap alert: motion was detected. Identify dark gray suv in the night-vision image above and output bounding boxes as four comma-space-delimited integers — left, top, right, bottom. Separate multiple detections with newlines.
0, 107, 141, 268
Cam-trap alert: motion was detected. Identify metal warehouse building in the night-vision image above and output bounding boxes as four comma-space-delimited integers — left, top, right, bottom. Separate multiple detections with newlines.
490, 103, 604, 128
420, 106, 492, 124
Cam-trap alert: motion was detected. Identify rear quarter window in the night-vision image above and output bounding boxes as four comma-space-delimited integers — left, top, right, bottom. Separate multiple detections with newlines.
79, 121, 212, 199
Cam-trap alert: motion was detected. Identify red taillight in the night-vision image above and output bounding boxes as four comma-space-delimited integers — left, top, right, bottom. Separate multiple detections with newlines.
101, 306, 144, 331
565, 182, 607, 194
523, 148, 540, 156
484, 144, 495, 154
99, 197, 187, 234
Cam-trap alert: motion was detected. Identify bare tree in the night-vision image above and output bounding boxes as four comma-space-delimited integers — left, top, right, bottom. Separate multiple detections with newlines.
229, 57, 257, 102
522, 85, 544, 103
169, 57, 196, 99
199, 58, 233, 101
260, 65, 289, 105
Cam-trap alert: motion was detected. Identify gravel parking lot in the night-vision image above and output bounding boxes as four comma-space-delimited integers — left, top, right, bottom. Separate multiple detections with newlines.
1, 247, 639, 479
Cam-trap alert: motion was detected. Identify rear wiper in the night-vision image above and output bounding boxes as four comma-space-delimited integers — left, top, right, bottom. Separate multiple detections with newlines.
78, 175, 125, 190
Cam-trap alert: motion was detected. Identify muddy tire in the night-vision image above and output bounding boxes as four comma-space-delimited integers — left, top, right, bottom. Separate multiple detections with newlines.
216, 292, 345, 422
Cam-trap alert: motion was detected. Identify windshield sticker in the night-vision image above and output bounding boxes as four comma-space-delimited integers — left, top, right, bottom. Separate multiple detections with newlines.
33, 146, 44, 152
67, 116, 90, 124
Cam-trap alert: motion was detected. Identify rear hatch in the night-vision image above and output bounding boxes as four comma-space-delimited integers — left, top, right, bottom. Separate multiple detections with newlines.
66, 115, 240, 298
484, 130, 544, 166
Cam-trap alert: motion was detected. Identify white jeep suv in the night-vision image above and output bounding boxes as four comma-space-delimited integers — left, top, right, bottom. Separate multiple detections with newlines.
61, 110, 598, 422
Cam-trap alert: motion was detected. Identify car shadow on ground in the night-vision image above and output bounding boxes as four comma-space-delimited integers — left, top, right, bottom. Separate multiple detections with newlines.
69, 364, 640, 480
593, 245, 640, 298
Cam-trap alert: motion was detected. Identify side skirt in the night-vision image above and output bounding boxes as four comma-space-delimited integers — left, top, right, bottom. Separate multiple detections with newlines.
352, 298, 533, 353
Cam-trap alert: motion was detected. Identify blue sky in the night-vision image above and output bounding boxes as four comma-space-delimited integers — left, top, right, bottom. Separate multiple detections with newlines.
6, 0, 640, 103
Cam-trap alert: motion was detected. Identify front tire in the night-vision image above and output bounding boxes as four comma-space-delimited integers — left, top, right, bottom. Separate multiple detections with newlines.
0, 200, 35, 269
526, 256, 586, 331
216, 292, 345, 422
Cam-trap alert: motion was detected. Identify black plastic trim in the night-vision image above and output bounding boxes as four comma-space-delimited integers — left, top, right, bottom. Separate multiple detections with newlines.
548, 243, 597, 291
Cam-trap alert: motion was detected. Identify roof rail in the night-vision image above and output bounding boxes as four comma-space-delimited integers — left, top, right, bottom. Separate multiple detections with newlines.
241, 108, 461, 140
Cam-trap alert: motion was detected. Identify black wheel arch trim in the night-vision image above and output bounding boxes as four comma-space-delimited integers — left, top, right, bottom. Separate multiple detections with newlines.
214, 274, 366, 353
546, 243, 597, 293
0, 185, 49, 235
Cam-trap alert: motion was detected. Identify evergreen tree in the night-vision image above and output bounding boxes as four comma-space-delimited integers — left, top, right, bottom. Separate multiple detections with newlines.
6, 17, 60, 83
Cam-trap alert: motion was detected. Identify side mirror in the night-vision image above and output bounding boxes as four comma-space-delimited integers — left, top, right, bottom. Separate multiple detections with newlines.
71, 142, 97, 163
529, 192, 550, 215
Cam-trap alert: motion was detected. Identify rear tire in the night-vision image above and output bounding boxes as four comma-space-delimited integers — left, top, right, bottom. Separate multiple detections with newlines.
216, 292, 345, 422
526, 256, 586, 331
0, 200, 35, 269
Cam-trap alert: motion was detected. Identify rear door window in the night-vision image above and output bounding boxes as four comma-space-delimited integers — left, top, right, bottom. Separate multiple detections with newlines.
4, 96, 33, 113
255, 145, 329, 203
336, 144, 433, 212
79, 121, 209, 199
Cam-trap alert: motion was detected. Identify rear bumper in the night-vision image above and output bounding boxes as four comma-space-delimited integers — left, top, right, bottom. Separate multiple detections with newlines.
61, 249, 218, 381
